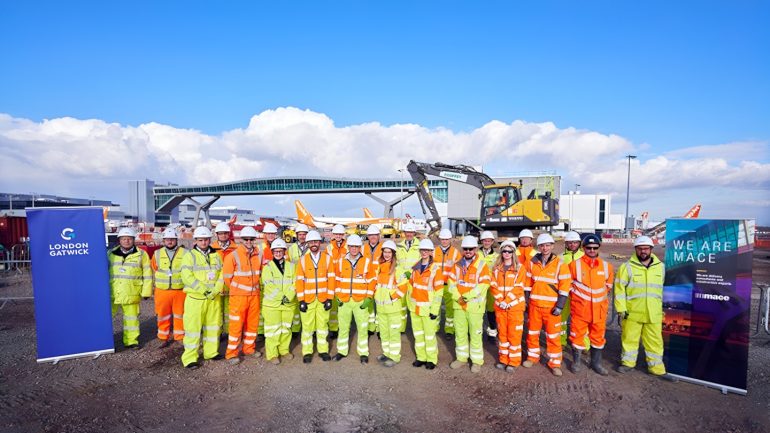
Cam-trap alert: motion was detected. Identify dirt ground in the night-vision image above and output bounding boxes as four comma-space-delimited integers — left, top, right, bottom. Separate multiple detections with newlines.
1, 243, 770, 433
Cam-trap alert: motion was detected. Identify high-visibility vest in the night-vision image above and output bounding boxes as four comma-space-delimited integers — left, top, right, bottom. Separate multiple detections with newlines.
326, 240, 348, 265
491, 262, 525, 312
517, 253, 572, 308
261, 260, 297, 308
396, 239, 421, 273
434, 245, 461, 283
295, 251, 335, 303
447, 255, 491, 313
570, 255, 614, 320
212, 240, 237, 261
181, 247, 224, 299
479, 248, 499, 271
260, 241, 273, 265
108, 247, 152, 304
614, 254, 664, 323
561, 249, 585, 265
288, 242, 308, 264
407, 259, 444, 316
335, 253, 376, 303
363, 241, 383, 267
223, 244, 261, 296
374, 261, 408, 314
151, 246, 187, 290
516, 245, 536, 267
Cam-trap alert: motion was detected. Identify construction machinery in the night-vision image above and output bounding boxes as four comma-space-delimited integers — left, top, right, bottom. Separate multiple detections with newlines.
406, 160, 559, 237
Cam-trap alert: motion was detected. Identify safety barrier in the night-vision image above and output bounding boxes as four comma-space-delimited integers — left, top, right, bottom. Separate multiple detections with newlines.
754, 284, 770, 337
1, 243, 31, 275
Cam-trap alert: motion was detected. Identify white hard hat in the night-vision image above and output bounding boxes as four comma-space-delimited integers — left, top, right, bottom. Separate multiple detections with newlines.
332, 224, 346, 234
162, 228, 178, 239
306, 230, 322, 242
295, 223, 309, 233
366, 224, 381, 236
419, 239, 435, 250
519, 229, 534, 239
382, 240, 397, 252
240, 226, 259, 238
480, 231, 495, 241
461, 236, 479, 249
263, 223, 278, 234
439, 228, 453, 240
402, 222, 416, 232
500, 240, 516, 250
193, 226, 213, 239
214, 222, 230, 233
271, 239, 288, 250
536, 233, 555, 246
565, 231, 581, 242
633, 236, 654, 247
118, 227, 137, 238
346, 234, 363, 247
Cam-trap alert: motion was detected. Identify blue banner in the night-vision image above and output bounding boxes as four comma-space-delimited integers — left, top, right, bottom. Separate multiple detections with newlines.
27, 207, 114, 362
663, 218, 753, 394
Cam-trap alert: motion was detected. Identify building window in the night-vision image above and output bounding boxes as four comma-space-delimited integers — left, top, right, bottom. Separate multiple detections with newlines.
598, 199, 606, 224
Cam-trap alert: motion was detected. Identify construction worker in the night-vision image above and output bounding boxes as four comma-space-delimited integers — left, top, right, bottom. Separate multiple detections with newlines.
108, 227, 152, 349
287, 223, 310, 264
257, 222, 279, 337
397, 222, 421, 332
448, 236, 492, 373
213, 222, 237, 340
568, 234, 613, 375
435, 228, 461, 339
374, 240, 408, 367
516, 229, 537, 266
261, 239, 297, 364
560, 231, 585, 347
222, 226, 262, 365
363, 224, 383, 334
615, 236, 676, 381
408, 238, 444, 370
295, 230, 336, 363
287, 223, 309, 334
479, 230, 499, 342
333, 234, 376, 364
180, 226, 224, 369
150, 227, 188, 347
490, 240, 525, 372
518, 233, 572, 376
325, 224, 348, 338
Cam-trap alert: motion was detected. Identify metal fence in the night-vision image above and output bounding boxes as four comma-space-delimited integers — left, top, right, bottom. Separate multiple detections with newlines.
1, 243, 31, 275
754, 284, 770, 338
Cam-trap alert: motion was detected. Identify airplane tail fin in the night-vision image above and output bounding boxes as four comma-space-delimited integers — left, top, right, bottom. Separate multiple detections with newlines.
363, 208, 374, 218
684, 204, 701, 218
295, 200, 316, 227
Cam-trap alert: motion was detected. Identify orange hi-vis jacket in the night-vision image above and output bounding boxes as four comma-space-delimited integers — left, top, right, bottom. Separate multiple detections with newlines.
374, 261, 409, 314
448, 255, 492, 313
434, 245, 461, 283
569, 255, 614, 319
295, 250, 336, 303
335, 253, 376, 303
491, 262, 526, 312
326, 239, 348, 264
363, 241, 383, 267
259, 241, 273, 265
517, 253, 572, 308
516, 245, 536, 267
214, 240, 238, 292
222, 244, 262, 296
408, 259, 445, 316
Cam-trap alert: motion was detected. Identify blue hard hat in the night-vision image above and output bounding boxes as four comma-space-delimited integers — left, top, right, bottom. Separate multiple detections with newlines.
582, 234, 601, 246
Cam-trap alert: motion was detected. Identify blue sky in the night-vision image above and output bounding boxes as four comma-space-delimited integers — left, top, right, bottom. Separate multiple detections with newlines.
1, 1, 768, 223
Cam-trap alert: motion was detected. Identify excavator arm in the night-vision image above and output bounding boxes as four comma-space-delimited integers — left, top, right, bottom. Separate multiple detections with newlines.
406, 160, 495, 236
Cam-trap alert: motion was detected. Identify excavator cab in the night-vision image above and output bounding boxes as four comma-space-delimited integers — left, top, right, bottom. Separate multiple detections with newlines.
481, 185, 521, 216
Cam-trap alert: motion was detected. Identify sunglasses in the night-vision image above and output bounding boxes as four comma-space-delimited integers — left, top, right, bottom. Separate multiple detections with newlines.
501, 250, 514, 254
584, 246, 599, 250
463, 248, 475, 251
242, 238, 256, 241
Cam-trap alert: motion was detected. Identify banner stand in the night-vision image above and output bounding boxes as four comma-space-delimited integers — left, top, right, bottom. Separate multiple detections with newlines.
38, 348, 114, 365
669, 374, 748, 396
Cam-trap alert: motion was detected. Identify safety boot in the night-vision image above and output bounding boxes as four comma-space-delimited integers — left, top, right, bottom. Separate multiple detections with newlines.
495, 362, 506, 370
570, 347, 583, 374
228, 357, 241, 366
319, 353, 331, 362
303, 354, 312, 364
505, 365, 516, 373
159, 339, 172, 349
281, 353, 294, 361
590, 349, 608, 376
522, 360, 534, 368
449, 360, 465, 369
383, 359, 396, 368
470, 364, 481, 373
412, 360, 426, 368
333, 353, 346, 361
616, 364, 633, 373
551, 367, 563, 377
360, 355, 369, 364
425, 362, 436, 370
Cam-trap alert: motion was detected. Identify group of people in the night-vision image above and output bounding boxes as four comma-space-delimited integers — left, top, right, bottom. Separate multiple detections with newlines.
107, 221, 675, 381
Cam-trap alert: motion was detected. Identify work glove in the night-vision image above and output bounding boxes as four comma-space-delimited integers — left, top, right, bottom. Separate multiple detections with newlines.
360, 298, 373, 310
204, 290, 216, 300
299, 301, 308, 313
404, 271, 412, 280
429, 313, 438, 320
281, 295, 290, 305
323, 299, 333, 311
550, 306, 562, 316
499, 301, 509, 310
617, 311, 628, 326
142, 296, 151, 301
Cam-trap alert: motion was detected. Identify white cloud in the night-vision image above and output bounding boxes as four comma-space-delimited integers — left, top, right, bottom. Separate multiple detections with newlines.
0, 108, 768, 223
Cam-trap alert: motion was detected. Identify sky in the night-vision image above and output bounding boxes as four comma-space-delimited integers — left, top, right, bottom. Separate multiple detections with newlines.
1, 1, 768, 224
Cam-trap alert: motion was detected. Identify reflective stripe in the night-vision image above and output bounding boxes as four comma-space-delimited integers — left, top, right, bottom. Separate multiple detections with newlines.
627, 293, 662, 300
533, 276, 558, 284
530, 294, 557, 302
157, 314, 172, 321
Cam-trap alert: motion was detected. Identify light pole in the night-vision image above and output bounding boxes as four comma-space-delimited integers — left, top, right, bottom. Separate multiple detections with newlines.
572, 184, 580, 231
624, 155, 637, 233
397, 168, 405, 220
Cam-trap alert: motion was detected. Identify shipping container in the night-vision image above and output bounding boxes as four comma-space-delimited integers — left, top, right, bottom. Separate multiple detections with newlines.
0, 216, 28, 248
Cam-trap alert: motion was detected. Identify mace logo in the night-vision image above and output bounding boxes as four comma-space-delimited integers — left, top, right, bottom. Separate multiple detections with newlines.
60, 228, 75, 241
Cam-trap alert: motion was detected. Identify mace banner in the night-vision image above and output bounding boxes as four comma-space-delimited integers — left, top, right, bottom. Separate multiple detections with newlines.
663, 218, 754, 394
27, 207, 114, 363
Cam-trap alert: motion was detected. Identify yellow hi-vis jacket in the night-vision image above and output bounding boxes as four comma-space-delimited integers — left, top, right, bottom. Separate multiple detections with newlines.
151, 246, 188, 290
108, 246, 152, 304
181, 247, 224, 300
261, 259, 297, 309
614, 254, 665, 323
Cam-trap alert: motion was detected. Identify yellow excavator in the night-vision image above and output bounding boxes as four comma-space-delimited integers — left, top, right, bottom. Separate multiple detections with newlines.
407, 160, 559, 237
